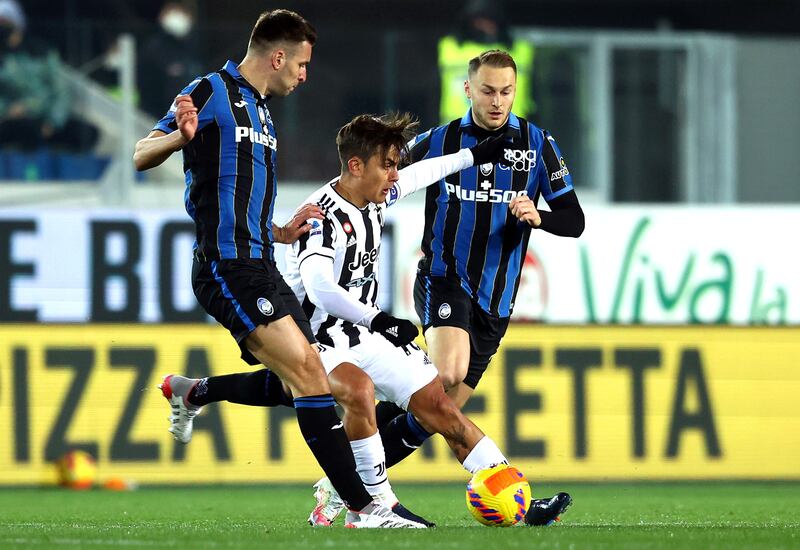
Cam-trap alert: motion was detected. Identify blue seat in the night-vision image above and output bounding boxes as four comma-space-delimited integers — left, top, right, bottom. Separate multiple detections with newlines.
2, 150, 57, 180
55, 152, 111, 180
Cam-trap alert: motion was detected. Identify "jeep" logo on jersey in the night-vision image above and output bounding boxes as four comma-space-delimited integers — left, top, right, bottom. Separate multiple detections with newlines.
348, 247, 379, 271
234, 126, 277, 150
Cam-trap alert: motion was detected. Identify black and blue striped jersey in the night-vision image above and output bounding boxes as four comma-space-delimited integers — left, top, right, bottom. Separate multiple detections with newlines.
154, 61, 279, 261
409, 110, 575, 318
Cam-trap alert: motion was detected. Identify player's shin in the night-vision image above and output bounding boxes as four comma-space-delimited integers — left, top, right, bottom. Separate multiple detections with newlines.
462, 436, 507, 474
294, 395, 373, 511
380, 412, 433, 468
375, 401, 405, 429
187, 369, 291, 407
350, 432, 396, 505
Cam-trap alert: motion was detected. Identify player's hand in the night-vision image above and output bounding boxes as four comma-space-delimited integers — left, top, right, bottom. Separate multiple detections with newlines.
174, 95, 198, 143
509, 195, 542, 228
370, 312, 419, 347
468, 134, 510, 165
273, 203, 326, 244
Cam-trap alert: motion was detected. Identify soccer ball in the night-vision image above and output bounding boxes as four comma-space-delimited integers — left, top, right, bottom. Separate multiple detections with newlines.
465, 464, 531, 527
55, 450, 97, 490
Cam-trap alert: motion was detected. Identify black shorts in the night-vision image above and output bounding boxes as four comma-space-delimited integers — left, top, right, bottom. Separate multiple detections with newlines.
192, 258, 315, 365
413, 272, 509, 389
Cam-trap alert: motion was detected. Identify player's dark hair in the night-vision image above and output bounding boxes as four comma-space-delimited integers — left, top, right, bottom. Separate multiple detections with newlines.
336, 113, 419, 171
468, 49, 517, 77
249, 9, 316, 52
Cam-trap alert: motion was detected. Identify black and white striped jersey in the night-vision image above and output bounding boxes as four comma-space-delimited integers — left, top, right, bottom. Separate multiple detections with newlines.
284, 149, 473, 348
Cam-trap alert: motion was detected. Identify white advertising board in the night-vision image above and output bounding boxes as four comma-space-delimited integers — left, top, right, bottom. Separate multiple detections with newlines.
1, 206, 797, 324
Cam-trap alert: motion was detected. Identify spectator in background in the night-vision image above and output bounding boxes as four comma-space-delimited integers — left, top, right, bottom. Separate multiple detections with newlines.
0, 0, 98, 152
137, 2, 203, 118
438, 0, 534, 124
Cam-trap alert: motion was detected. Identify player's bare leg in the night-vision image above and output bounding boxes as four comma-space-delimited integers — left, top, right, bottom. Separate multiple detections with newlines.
423, 326, 470, 398
243, 316, 329, 398
406, 378, 483, 462
444, 381, 474, 409
327, 362, 377, 439
406, 378, 505, 472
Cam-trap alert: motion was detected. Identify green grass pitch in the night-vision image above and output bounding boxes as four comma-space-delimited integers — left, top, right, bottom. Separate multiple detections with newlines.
1, 482, 798, 549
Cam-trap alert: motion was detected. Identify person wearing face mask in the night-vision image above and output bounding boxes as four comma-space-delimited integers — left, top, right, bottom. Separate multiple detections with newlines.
137, 2, 203, 118
0, 0, 98, 156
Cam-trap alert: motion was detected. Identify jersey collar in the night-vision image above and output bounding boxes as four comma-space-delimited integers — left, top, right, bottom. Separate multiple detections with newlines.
222, 60, 268, 101
459, 109, 522, 138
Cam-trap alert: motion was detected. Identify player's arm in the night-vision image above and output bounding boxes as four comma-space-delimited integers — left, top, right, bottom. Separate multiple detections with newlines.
133, 128, 189, 171
389, 134, 509, 204
134, 78, 214, 171
294, 217, 379, 327
510, 191, 584, 237
538, 191, 584, 237
510, 130, 584, 237
272, 203, 325, 244
300, 257, 418, 346
299, 254, 381, 328
295, 222, 417, 345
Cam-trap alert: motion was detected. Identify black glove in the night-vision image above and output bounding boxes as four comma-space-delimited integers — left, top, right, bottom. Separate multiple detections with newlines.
371, 311, 419, 347
469, 134, 510, 165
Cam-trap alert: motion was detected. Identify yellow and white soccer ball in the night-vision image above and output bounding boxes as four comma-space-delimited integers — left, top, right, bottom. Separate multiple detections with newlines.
55, 450, 97, 490
465, 464, 531, 527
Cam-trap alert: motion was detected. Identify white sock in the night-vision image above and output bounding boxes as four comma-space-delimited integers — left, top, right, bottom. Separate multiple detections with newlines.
462, 436, 508, 474
350, 432, 397, 505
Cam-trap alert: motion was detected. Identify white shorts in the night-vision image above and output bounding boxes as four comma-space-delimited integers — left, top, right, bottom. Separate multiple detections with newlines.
317, 330, 438, 410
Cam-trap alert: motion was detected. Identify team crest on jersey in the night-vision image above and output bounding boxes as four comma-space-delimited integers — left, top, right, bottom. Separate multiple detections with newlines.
257, 297, 274, 316
257, 105, 272, 131
438, 303, 452, 319
480, 163, 494, 176
343, 222, 353, 234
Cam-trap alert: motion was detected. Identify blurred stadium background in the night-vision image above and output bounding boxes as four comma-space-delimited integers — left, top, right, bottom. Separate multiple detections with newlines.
1, 0, 798, 509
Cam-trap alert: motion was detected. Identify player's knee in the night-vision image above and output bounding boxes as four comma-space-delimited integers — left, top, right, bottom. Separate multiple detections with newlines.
438, 365, 468, 391
336, 374, 374, 416
430, 351, 469, 390
412, 380, 460, 434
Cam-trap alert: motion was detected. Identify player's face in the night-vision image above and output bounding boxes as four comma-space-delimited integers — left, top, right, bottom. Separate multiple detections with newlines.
274, 40, 313, 96
466, 65, 516, 131
360, 146, 400, 204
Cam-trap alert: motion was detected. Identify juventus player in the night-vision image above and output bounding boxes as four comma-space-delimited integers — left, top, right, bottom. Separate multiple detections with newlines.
288, 113, 517, 526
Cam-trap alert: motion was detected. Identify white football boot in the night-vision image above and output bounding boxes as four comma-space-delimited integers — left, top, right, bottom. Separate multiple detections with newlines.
158, 374, 202, 444
308, 477, 346, 526
344, 502, 427, 528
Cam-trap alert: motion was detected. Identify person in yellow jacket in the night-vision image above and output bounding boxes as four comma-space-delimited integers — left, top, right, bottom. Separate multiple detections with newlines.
438, 0, 534, 124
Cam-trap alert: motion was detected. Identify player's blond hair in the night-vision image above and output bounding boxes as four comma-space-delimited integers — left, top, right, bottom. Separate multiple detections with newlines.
468, 49, 517, 78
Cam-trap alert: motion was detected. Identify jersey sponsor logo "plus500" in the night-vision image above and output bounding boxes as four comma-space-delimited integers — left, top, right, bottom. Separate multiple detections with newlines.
445, 183, 528, 203
234, 126, 277, 150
